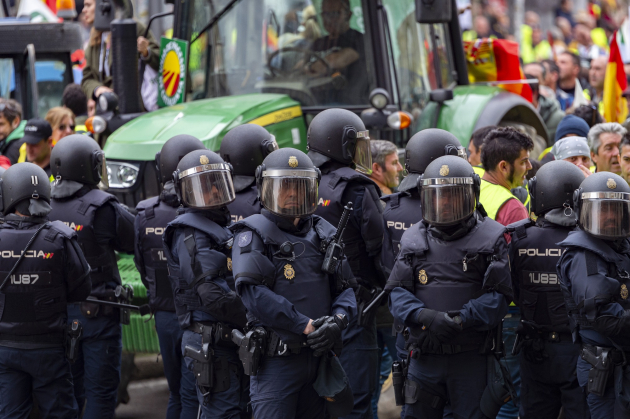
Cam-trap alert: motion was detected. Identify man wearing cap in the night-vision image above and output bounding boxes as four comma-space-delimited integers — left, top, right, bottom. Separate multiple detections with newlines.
588, 122, 627, 175
22, 118, 53, 178
539, 115, 591, 163
551, 137, 593, 177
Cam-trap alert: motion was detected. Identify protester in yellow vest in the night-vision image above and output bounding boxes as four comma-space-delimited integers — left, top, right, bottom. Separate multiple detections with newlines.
478, 127, 532, 225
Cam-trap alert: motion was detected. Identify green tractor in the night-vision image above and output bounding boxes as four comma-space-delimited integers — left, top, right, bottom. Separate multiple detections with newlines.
101, 0, 549, 208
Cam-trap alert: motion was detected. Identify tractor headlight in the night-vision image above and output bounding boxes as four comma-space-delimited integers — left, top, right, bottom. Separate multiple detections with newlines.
107, 161, 140, 188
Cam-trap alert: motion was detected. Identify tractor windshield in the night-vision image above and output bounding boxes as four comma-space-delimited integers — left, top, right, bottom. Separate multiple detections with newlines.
189, 0, 375, 107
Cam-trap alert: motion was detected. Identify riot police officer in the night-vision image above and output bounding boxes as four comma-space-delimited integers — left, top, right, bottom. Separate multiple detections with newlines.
507, 160, 589, 419
558, 172, 630, 418
381, 128, 466, 269
48, 134, 135, 418
231, 148, 357, 419
219, 124, 277, 223
0, 163, 91, 418
162, 149, 248, 418
134, 134, 206, 419
386, 155, 512, 419
308, 108, 384, 418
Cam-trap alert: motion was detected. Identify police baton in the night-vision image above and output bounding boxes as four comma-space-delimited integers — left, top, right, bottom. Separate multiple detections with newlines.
85, 297, 151, 316
361, 289, 387, 318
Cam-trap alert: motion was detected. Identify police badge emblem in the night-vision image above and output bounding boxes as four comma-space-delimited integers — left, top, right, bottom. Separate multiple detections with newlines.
607, 178, 617, 189
288, 156, 299, 168
227, 257, 232, 271
439, 165, 449, 176
200, 155, 210, 165
622, 284, 628, 300
284, 264, 295, 280
418, 269, 428, 284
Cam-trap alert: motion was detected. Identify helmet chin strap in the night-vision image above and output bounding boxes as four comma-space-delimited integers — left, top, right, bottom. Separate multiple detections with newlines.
427, 213, 478, 242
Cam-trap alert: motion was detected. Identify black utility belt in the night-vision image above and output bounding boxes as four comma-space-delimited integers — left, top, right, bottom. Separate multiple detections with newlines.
519, 330, 573, 343
406, 341, 481, 356
265, 329, 309, 357
188, 322, 236, 348
0, 331, 65, 345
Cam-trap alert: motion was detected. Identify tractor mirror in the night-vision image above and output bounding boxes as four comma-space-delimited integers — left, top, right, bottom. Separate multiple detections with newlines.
415, 0, 452, 24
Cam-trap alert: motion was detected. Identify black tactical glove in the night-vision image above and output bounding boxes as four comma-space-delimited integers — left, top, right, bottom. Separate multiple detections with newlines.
416, 309, 462, 342
307, 314, 347, 357
415, 330, 442, 354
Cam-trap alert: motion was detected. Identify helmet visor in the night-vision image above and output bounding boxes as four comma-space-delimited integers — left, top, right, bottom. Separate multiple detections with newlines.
179, 165, 235, 208
98, 155, 108, 189
420, 179, 475, 226
261, 170, 318, 218
353, 131, 372, 175
580, 193, 630, 239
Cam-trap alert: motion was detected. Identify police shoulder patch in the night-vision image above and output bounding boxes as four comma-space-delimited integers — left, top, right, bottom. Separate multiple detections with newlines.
237, 231, 253, 247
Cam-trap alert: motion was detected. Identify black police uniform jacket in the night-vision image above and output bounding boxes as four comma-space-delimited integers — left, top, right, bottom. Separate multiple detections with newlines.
0, 215, 91, 348
49, 187, 135, 298
558, 230, 630, 349
227, 184, 262, 224
163, 207, 247, 330
315, 165, 386, 301
507, 217, 573, 336
381, 188, 421, 271
134, 191, 179, 313
231, 210, 357, 345
386, 213, 512, 347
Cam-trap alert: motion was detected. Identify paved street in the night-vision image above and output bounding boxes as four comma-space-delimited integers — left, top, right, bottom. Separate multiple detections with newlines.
115, 378, 171, 419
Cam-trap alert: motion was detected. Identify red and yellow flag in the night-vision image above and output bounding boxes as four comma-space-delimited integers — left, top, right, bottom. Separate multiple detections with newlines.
603, 31, 628, 123
464, 38, 532, 102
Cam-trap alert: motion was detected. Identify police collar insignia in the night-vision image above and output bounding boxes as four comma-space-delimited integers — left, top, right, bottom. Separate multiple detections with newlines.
418, 269, 428, 284
439, 165, 449, 176
622, 284, 628, 300
607, 178, 617, 189
200, 155, 210, 165
284, 264, 295, 280
238, 231, 252, 247
289, 156, 299, 168
227, 257, 232, 271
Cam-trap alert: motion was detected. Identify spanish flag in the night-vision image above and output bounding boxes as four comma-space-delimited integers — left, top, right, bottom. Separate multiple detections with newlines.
464, 38, 532, 102
603, 32, 628, 123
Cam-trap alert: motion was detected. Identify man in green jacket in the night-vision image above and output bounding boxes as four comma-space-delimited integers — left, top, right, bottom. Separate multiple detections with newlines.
0, 98, 26, 164
81, 21, 159, 111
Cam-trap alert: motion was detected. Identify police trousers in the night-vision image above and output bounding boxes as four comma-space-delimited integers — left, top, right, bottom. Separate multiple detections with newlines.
339, 319, 378, 419
181, 330, 246, 419
250, 349, 325, 419
519, 340, 589, 419
155, 311, 199, 419
577, 355, 630, 419
68, 303, 122, 419
404, 351, 488, 419
0, 345, 78, 419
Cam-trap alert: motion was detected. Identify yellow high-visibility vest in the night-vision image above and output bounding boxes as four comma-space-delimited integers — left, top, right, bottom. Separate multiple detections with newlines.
479, 179, 517, 221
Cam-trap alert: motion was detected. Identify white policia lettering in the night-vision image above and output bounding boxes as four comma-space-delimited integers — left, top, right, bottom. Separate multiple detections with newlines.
231, 215, 244, 223
518, 248, 565, 257
0, 250, 51, 258
145, 227, 165, 235
387, 221, 413, 230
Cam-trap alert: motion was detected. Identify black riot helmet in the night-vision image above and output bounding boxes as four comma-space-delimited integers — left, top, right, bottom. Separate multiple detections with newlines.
307, 108, 372, 175
0, 163, 51, 215
219, 124, 278, 191
156, 134, 206, 185
173, 150, 235, 209
51, 134, 108, 187
399, 129, 466, 192
418, 155, 480, 227
574, 172, 630, 240
528, 160, 585, 217
255, 148, 321, 218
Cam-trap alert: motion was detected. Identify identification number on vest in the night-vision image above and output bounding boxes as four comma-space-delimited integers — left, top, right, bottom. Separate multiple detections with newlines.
1, 271, 52, 286
151, 248, 168, 263
524, 272, 558, 285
